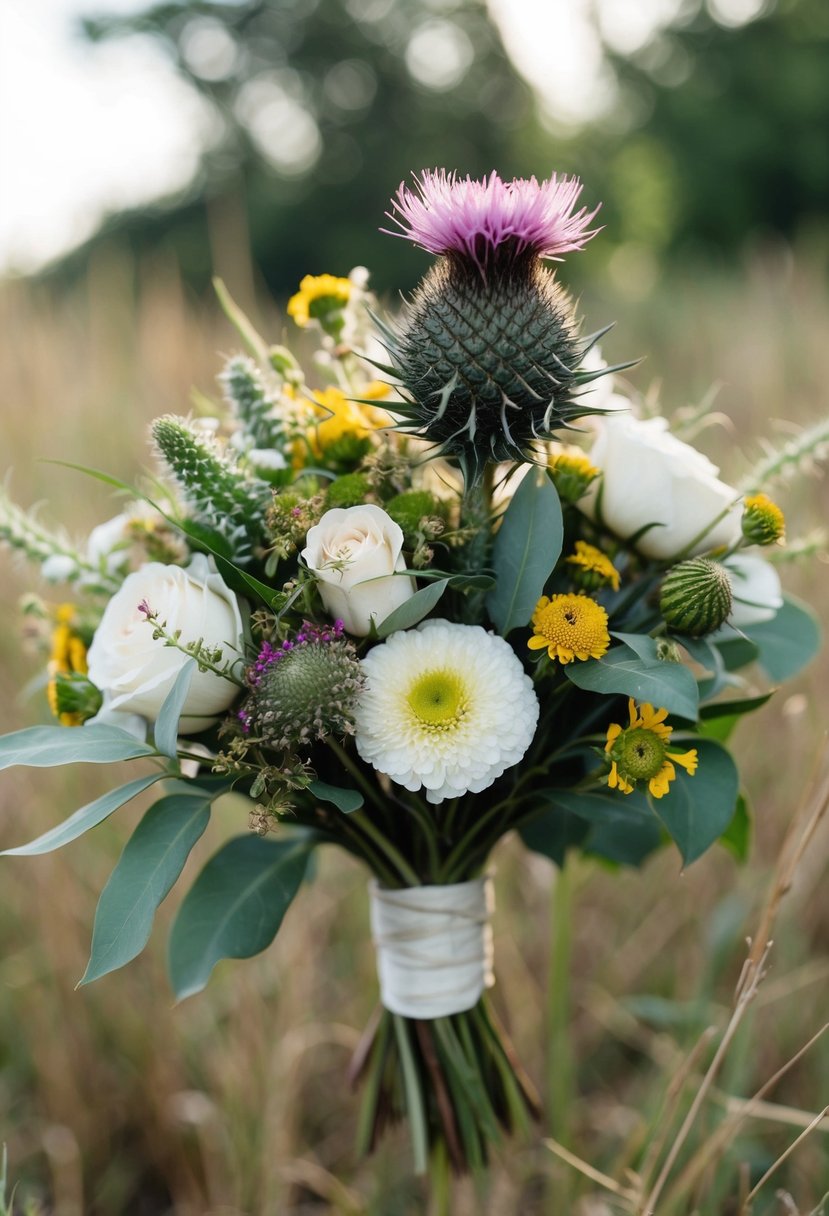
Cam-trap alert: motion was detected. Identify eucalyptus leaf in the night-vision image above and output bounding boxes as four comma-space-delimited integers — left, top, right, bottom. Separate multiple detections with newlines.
742, 595, 821, 682
375, 579, 448, 639
153, 660, 196, 759
2, 772, 167, 856
565, 644, 699, 721
486, 468, 563, 636
80, 790, 213, 984
308, 780, 363, 814
168, 834, 312, 999
650, 738, 739, 866
0, 724, 157, 771
528, 786, 662, 868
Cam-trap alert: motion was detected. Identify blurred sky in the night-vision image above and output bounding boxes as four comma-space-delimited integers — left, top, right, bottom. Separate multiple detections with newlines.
0, 0, 764, 274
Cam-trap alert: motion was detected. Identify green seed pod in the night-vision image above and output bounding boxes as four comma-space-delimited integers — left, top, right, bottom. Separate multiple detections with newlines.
659, 557, 733, 637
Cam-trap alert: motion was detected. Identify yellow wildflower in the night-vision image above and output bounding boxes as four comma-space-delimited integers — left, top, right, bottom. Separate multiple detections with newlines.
565, 541, 620, 592
287, 274, 352, 328
605, 698, 698, 799
742, 493, 785, 546
528, 593, 610, 664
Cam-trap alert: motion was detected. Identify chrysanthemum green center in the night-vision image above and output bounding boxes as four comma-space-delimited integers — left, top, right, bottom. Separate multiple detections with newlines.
616, 729, 667, 780
407, 669, 468, 731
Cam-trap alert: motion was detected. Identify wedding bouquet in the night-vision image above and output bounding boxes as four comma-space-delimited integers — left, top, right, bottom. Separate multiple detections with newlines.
0, 170, 823, 1177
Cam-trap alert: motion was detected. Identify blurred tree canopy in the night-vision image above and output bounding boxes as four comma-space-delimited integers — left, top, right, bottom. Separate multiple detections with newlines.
44, 0, 829, 296
591, 0, 829, 259
66, 0, 552, 297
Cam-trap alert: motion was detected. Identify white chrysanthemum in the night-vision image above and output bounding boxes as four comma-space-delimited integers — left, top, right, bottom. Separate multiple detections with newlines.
354, 620, 539, 805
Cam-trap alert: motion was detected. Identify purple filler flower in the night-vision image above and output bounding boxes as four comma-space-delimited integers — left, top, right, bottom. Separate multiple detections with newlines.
383, 169, 600, 273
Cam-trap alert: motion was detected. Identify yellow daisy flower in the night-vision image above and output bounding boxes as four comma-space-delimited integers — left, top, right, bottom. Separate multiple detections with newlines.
287, 274, 352, 328
565, 541, 621, 592
742, 493, 785, 546
528, 593, 610, 664
605, 697, 698, 799
548, 446, 600, 503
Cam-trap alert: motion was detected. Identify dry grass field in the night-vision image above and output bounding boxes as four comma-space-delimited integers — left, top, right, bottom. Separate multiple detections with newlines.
0, 245, 827, 1215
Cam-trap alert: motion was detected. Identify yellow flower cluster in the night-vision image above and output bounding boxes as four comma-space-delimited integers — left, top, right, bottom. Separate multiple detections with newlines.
47, 604, 89, 726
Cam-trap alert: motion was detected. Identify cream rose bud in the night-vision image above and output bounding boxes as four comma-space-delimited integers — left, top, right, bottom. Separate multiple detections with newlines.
582, 415, 743, 560
86, 555, 243, 734
724, 553, 783, 626
301, 505, 416, 636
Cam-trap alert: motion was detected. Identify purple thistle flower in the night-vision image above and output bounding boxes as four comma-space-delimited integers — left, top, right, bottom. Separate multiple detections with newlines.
384, 169, 601, 274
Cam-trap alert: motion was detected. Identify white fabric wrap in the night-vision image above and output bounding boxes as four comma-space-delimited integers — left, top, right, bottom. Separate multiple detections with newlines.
369, 876, 495, 1019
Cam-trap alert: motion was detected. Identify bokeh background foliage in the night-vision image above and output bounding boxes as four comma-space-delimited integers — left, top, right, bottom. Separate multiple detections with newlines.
1, 0, 828, 1212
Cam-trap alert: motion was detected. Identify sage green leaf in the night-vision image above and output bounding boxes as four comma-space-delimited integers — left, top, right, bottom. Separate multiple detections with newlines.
376, 578, 448, 638
168, 834, 312, 999
650, 738, 739, 866
521, 786, 661, 868
486, 468, 562, 636
308, 780, 363, 814
2, 772, 166, 856
0, 724, 156, 771
719, 793, 751, 863
564, 644, 699, 721
742, 595, 821, 681
80, 791, 213, 984
153, 660, 196, 759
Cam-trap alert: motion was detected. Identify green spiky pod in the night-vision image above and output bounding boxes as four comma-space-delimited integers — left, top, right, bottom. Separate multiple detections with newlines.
243, 632, 365, 749
152, 415, 272, 561
380, 253, 611, 485
325, 473, 373, 509
660, 557, 733, 637
220, 355, 284, 450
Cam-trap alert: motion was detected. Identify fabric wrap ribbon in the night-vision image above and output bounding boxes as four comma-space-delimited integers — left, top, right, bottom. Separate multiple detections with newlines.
369, 876, 495, 1019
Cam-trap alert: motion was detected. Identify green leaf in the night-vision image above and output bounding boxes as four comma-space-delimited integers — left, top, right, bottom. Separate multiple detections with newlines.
719, 793, 751, 863
714, 635, 760, 672
0, 723, 157, 771
80, 791, 213, 984
486, 468, 563, 636
307, 780, 363, 814
742, 595, 821, 682
214, 553, 279, 609
518, 804, 589, 867
153, 660, 196, 759
699, 691, 774, 720
565, 644, 699, 721
650, 738, 739, 866
2, 772, 167, 856
375, 578, 448, 639
168, 834, 312, 999
525, 786, 662, 868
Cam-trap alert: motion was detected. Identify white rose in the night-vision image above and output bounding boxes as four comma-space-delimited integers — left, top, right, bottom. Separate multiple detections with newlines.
724, 554, 783, 626
86, 554, 243, 734
582, 415, 743, 560
301, 505, 417, 636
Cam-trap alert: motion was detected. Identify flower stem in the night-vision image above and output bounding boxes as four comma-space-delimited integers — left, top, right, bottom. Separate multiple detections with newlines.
350, 810, 421, 887
546, 860, 575, 1207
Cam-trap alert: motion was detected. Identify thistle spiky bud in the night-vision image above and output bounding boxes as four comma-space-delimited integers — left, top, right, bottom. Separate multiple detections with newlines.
660, 557, 733, 637
742, 493, 785, 546
152, 415, 271, 560
241, 623, 364, 749
379, 170, 621, 485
